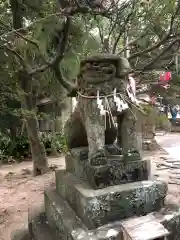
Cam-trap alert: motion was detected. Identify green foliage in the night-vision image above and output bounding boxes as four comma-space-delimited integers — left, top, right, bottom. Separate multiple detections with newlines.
0, 150, 9, 164
0, 132, 67, 164
41, 132, 67, 154
0, 133, 29, 162
142, 104, 154, 115
0, 133, 11, 163
141, 104, 157, 121
155, 113, 171, 131
10, 135, 30, 159
141, 104, 171, 131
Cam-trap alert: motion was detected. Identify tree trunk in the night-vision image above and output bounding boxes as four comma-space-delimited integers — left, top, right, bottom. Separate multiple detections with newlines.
19, 71, 48, 176
9, 0, 48, 175
26, 116, 48, 176
9, 125, 17, 140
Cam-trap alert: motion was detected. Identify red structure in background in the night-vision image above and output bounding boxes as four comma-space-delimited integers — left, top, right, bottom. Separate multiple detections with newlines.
159, 72, 171, 83
159, 72, 171, 89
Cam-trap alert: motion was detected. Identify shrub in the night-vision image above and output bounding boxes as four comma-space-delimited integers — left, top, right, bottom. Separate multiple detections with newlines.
141, 104, 171, 131
155, 113, 171, 131
10, 135, 30, 159
0, 132, 67, 163
0, 149, 9, 164
41, 133, 67, 154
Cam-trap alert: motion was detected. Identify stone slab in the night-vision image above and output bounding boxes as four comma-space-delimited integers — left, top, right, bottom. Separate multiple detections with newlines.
56, 170, 167, 229
44, 189, 180, 240
45, 189, 120, 240
121, 215, 170, 240
31, 213, 60, 240
28, 203, 60, 240
66, 147, 149, 189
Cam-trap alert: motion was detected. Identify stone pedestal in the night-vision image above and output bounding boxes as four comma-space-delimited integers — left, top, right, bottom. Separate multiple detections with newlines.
21, 145, 180, 240
65, 147, 149, 189
12, 54, 180, 240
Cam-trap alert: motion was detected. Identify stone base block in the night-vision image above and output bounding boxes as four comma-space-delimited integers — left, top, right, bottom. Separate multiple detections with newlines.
66, 147, 149, 189
44, 189, 180, 240
45, 189, 125, 240
28, 203, 60, 240
56, 170, 167, 229
30, 213, 60, 240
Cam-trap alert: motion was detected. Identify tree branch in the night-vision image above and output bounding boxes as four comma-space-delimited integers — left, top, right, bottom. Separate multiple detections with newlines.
94, 16, 104, 46
129, 34, 172, 60
112, 10, 134, 53
118, 32, 148, 55
0, 20, 47, 64
0, 6, 110, 40
0, 44, 28, 70
9, 0, 23, 30
52, 64, 77, 96
29, 17, 70, 75
142, 38, 180, 71
129, 1, 180, 61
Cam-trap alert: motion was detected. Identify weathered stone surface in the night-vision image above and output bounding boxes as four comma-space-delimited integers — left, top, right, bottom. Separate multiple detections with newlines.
44, 188, 180, 240
45, 189, 90, 240
65, 112, 117, 149
64, 54, 141, 167
65, 147, 149, 189
45, 189, 97, 240
28, 203, 45, 239
28, 207, 60, 240
45, 189, 125, 240
56, 170, 167, 229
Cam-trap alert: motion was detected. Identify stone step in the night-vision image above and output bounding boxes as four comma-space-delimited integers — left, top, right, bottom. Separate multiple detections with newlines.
44, 189, 91, 240
28, 204, 60, 240
44, 189, 180, 240
44, 189, 125, 240
31, 215, 60, 240
55, 170, 167, 229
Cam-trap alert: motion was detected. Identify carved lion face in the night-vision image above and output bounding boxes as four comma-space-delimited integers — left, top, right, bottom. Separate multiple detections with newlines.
78, 54, 131, 93
77, 54, 136, 115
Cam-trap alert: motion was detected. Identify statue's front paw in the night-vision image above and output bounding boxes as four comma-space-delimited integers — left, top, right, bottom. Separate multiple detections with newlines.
89, 150, 107, 166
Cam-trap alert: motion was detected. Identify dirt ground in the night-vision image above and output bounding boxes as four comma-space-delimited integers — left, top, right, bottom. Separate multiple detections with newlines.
1, 150, 180, 240
0, 157, 65, 240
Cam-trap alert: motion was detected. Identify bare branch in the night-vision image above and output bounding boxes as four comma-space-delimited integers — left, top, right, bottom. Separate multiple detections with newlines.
107, 14, 119, 41
142, 38, 180, 71
94, 16, 104, 45
118, 32, 148, 55
112, 9, 134, 53
129, 34, 172, 60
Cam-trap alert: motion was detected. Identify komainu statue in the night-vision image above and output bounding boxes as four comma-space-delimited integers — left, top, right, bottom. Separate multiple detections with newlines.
65, 54, 140, 167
